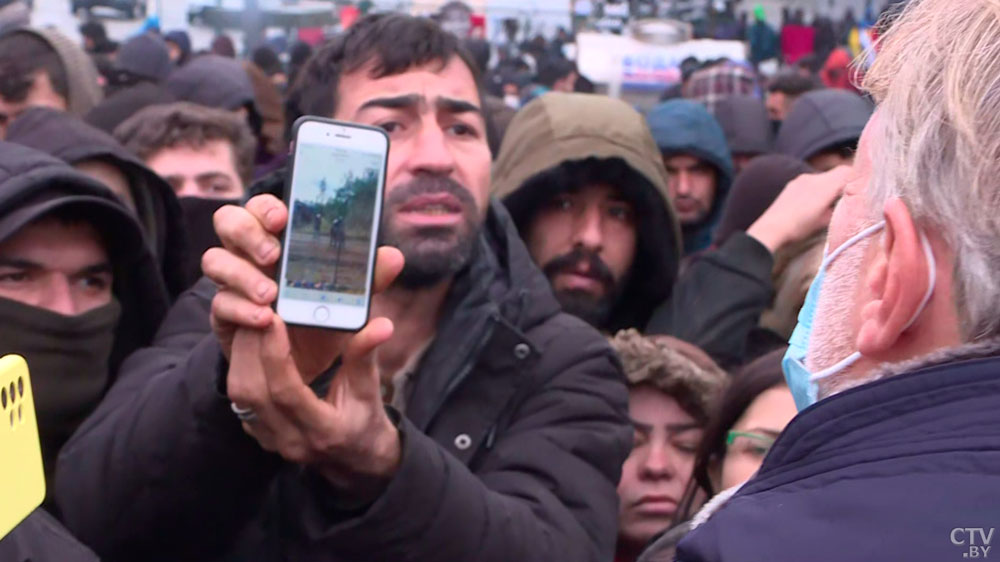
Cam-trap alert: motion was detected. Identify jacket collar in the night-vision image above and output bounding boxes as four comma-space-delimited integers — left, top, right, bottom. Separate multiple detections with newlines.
404, 199, 560, 430
746, 347, 1000, 495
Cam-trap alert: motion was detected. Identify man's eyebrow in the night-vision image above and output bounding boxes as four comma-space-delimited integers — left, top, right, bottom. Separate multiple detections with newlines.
0, 257, 40, 269
74, 262, 113, 278
436, 96, 481, 114
629, 419, 652, 432
359, 94, 424, 111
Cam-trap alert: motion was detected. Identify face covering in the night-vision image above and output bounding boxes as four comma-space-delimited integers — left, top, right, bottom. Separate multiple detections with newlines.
503, 94, 521, 109
782, 221, 936, 410
178, 197, 240, 287
0, 296, 121, 478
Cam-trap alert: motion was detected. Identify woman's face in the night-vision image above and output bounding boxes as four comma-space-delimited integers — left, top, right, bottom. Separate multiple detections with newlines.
719, 385, 797, 490
617, 385, 702, 549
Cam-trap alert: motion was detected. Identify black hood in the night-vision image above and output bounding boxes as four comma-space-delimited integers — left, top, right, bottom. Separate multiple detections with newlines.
5, 107, 189, 299
166, 54, 255, 111
775, 89, 874, 161
84, 81, 177, 135
0, 142, 169, 376
713, 94, 774, 156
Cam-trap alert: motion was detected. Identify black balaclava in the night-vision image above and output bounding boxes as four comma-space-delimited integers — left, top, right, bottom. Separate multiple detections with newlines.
0, 297, 121, 481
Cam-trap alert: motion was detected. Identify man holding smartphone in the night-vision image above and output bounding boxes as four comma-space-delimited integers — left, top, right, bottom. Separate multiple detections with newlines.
55, 14, 631, 562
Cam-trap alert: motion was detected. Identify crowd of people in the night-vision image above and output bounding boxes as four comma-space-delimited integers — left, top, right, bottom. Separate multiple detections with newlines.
0, 0, 999, 560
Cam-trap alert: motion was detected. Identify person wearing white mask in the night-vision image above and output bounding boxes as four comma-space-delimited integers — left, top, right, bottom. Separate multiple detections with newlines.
671, 1, 1000, 561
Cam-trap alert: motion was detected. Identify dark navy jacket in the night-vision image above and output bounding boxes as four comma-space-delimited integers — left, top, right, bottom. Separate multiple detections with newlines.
676, 353, 1000, 562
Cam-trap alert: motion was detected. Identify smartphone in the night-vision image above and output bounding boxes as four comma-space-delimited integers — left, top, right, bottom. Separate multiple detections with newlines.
276, 117, 389, 331
0, 355, 45, 540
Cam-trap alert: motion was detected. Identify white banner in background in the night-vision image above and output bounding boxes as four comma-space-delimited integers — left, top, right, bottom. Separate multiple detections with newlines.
575, 32, 747, 89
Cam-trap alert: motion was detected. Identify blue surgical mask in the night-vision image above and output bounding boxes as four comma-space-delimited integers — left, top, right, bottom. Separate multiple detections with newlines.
782, 221, 937, 410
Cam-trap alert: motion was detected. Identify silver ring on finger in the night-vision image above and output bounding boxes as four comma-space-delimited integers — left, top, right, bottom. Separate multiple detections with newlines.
230, 401, 258, 423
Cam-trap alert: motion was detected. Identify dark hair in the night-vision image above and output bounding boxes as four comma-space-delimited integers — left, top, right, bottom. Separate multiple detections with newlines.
462, 38, 491, 74
574, 73, 595, 93
79, 21, 108, 43
535, 56, 575, 88
795, 54, 822, 74
0, 32, 69, 104
674, 347, 788, 523
283, 13, 482, 141
680, 56, 702, 82
114, 102, 257, 186
286, 41, 314, 89
767, 73, 817, 96
211, 35, 236, 58
251, 45, 284, 77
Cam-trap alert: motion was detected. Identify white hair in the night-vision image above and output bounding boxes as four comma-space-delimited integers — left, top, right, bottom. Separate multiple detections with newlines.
863, 0, 1000, 341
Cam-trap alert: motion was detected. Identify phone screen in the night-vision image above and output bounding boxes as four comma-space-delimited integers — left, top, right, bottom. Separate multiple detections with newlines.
277, 120, 387, 330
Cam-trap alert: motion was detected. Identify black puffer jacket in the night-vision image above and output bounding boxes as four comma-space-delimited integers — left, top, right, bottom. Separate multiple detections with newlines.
54, 177, 631, 562
5, 107, 189, 299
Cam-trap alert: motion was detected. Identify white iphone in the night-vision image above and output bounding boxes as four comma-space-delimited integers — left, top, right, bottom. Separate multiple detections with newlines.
275, 117, 389, 331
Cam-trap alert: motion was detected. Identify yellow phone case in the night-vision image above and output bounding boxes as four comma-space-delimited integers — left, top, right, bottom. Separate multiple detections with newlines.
0, 354, 45, 539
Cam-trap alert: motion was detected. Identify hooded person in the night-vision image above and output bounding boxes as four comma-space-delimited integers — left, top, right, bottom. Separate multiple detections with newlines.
495, 93, 804, 369
712, 95, 773, 174
6, 107, 189, 299
774, 89, 874, 171
493, 92, 682, 333
84, 32, 178, 135
646, 99, 734, 256
820, 47, 862, 94
0, 141, 169, 485
645, 156, 845, 369
79, 20, 117, 56
164, 30, 192, 67
0, 27, 102, 133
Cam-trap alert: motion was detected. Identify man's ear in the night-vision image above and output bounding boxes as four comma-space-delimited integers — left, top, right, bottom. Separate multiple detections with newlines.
857, 198, 931, 356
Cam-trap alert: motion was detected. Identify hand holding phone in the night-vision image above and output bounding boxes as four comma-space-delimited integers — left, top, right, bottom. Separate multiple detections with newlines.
275, 117, 389, 331
204, 194, 403, 377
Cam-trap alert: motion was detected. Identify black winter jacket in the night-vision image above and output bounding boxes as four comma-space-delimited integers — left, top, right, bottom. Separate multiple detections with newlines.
0, 510, 100, 562
54, 200, 632, 562
646, 233, 776, 368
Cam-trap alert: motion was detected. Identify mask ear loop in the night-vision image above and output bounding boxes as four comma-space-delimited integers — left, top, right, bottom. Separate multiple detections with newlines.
809, 228, 937, 383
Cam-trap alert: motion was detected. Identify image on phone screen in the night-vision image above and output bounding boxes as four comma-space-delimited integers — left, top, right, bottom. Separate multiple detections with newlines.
277, 122, 386, 330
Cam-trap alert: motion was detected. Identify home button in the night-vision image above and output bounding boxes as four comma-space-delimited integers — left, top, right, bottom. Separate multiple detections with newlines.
313, 306, 330, 322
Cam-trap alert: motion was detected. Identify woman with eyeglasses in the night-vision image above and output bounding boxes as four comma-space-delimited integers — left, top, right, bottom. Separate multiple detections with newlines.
635, 347, 797, 562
